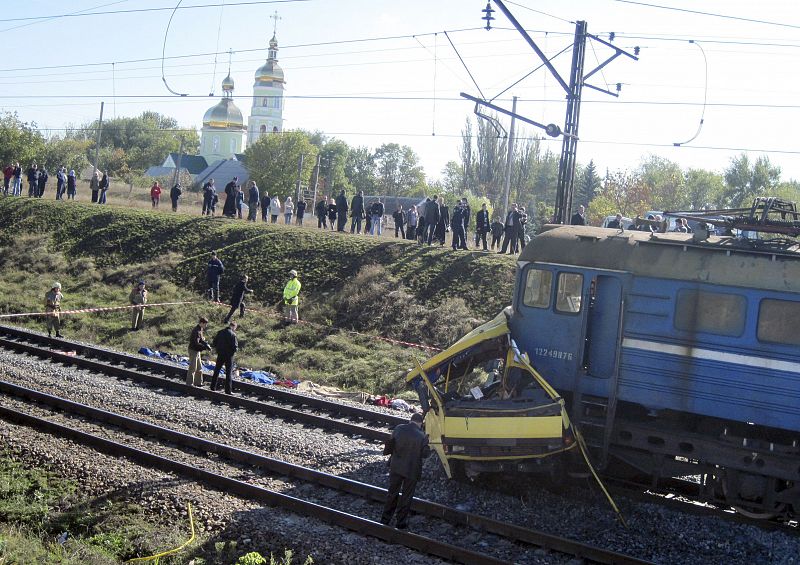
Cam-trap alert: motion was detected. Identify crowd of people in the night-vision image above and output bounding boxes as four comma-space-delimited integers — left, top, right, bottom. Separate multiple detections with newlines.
2, 162, 110, 202
43, 252, 303, 396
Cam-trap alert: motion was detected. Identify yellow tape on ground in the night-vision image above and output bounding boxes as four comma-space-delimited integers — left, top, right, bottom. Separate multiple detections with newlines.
125, 502, 196, 564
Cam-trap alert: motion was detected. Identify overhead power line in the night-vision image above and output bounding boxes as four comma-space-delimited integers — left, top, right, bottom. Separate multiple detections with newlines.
1, 0, 311, 23
0, 27, 485, 74
612, 0, 800, 31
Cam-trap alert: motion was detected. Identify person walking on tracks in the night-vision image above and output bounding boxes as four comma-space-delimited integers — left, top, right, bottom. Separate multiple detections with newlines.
223, 275, 253, 323
129, 280, 147, 330
380, 412, 430, 529
283, 270, 301, 324
45, 282, 63, 338
187, 317, 212, 386
207, 251, 225, 302
211, 321, 238, 394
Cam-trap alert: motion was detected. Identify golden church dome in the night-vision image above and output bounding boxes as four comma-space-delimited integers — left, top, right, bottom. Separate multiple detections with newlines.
202, 98, 245, 130
255, 34, 285, 84
221, 74, 235, 92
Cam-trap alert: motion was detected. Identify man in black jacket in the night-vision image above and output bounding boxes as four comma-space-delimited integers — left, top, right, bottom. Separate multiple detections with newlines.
392, 204, 405, 239
423, 196, 439, 245
207, 252, 225, 302
223, 275, 253, 323
500, 204, 521, 254
450, 203, 465, 250
350, 190, 365, 234
571, 205, 586, 226
315, 197, 327, 228
380, 413, 431, 529
460, 198, 471, 249
210, 321, 238, 394
335, 190, 349, 232
475, 203, 490, 251
186, 317, 211, 386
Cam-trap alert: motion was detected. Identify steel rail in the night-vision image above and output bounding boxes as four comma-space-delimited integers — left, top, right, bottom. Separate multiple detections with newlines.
0, 331, 392, 443
0, 379, 651, 565
0, 403, 511, 565
0, 324, 406, 427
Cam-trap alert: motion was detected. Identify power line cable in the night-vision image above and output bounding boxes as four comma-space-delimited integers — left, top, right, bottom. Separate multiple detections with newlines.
162, 0, 190, 96
673, 40, 708, 147
503, 0, 574, 24
2, 0, 311, 23
0, 0, 130, 32
612, 0, 800, 31
0, 27, 485, 74
443, 31, 486, 99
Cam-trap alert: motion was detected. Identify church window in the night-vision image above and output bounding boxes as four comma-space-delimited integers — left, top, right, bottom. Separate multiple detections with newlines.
272, 126, 279, 133
230, 139, 236, 154
272, 97, 281, 109
212, 136, 220, 153
260, 125, 267, 134
262, 97, 269, 107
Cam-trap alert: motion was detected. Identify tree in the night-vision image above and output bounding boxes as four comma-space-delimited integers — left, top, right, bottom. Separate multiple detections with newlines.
41, 136, 91, 173
574, 159, 601, 206
373, 143, 426, 196
588, 169, 651, 223
637, 155, 687, 210
0, 112, 45, 166
722, 153, 781, 207
244, 130, 318, 199
69, 111, 199, 175
684, 168, 725, 210
440, 161, 463, 197
344, 146, 377, 195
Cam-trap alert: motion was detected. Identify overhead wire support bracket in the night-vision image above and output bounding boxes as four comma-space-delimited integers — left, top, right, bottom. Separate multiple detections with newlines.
460, 92, 569, 139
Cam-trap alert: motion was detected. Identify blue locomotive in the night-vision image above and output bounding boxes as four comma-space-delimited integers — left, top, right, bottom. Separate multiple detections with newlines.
511, 221, 799, 518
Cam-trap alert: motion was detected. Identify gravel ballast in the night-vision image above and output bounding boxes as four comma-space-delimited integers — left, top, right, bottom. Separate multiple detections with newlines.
0, 346, 796, 564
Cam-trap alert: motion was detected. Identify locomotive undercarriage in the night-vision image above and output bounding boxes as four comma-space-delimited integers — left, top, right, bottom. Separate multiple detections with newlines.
591, 406, 799, 519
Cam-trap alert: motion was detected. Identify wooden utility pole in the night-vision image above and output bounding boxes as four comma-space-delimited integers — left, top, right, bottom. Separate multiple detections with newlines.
295, 153, 304, 204
311, 154, 321, 216
502, 95, 517, 220
91, 102, 105, 180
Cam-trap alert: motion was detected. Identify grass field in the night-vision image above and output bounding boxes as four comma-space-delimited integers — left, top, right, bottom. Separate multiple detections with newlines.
0, 197, 516, 395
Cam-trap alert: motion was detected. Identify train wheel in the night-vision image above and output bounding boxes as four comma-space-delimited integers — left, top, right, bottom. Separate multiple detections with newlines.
719, 470, 788, 520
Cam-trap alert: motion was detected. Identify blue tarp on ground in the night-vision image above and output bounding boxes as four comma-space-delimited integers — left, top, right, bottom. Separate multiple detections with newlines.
138, 347, 298, 386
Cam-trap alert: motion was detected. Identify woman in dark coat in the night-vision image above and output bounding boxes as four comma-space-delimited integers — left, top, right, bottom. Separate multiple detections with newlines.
327, 197, 337, 232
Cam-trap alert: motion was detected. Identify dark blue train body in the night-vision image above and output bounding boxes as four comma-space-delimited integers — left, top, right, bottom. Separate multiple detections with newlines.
510, 225, 800, 518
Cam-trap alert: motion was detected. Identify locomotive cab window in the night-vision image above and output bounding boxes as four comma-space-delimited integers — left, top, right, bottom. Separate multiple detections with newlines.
523, 268, 553, 308
674, 290, 746, 336
758, 299, 800, 346
555, 273, 583, 314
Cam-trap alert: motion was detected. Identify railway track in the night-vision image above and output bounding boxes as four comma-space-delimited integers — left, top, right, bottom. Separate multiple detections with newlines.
0, 324, 399, 442
0, 380, 651, 565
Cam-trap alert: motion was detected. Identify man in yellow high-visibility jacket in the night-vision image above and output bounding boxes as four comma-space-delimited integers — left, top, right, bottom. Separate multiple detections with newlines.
283, 269, 301, 324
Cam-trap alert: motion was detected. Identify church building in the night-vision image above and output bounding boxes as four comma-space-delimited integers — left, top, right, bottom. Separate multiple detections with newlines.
247, 34, 285, 144
199, 74, 246, 163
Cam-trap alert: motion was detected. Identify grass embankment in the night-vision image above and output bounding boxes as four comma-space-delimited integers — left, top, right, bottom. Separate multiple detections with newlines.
0, 198, 515, 394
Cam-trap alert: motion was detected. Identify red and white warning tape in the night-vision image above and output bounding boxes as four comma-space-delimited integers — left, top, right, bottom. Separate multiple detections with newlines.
0, 301, 199, 319
0, 297, 442, 353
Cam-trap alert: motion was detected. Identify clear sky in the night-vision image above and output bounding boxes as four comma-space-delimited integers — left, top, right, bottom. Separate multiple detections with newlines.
3, 0, 800, 183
